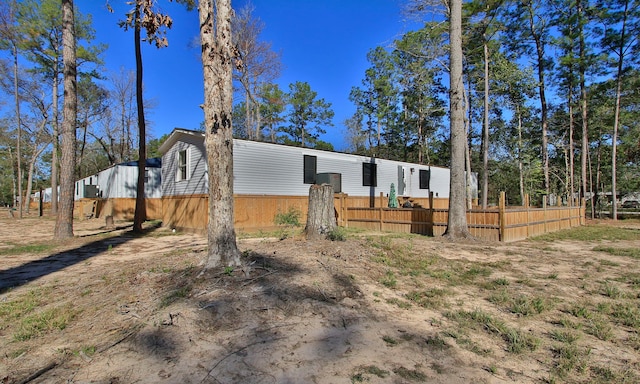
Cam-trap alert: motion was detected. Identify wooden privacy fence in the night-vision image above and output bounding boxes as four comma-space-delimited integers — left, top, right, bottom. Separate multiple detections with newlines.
345, 192, 585, 242
73, 191, 584, 241
74, 198, 163, 221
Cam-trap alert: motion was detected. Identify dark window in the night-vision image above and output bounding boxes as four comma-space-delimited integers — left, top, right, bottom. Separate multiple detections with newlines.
419, 169, 430, 189
303, 155, 317, 184
363, 163, 377, 187
178, 149, 188, 181
144, 169, 149, 183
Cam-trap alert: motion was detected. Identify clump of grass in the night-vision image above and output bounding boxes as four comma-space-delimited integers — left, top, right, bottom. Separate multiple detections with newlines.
593, 246, 640, 259
14, 305, 76, 341
385, 298, 412, 309
443, 329, 492, 356
493, 277, 510, 286
406, 288, 449, 309
460, 265, 492, 281
567, 302, 592, 319
488, 291, 551, 316
511, 295, 550, 316
160, 285, 191, 308
445, 309, 539, 353
0, 288, 50, 330
393, 366, 427, 381
351, 365, 391, 382
0, 243, 55, 256
382, 335, 399, 346
552, 343, 590, 378
585, 316, 614, 341
74, 345, 97, 358
599, 259, 620, 267
274, 207, 302, 227
602, 281, 623, 299
424, 335, 449, 351
380, 271, 397, 288
487, 288, 511, 305
546, 272, 559, 279
360, 365, 390, 378
550, 329, 580, 344
274, 207, 303, 239
326, 226, 347, 241
558, 316, 583, 331
611, 302, 640, 329
534, 225, 640, 242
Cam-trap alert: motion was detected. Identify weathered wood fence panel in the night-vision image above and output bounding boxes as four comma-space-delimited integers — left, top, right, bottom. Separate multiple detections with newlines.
72, 191, 584, 241
344, 192, 586, 242
74, 198, 162, 221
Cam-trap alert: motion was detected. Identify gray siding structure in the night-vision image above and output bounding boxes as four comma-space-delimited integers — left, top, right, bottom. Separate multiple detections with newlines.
159, 128, 461, 199
74, 159, 162, 200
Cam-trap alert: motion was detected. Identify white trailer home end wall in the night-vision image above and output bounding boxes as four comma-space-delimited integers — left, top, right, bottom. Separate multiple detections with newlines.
159, 129, 455, 199
74, 160, 162, 200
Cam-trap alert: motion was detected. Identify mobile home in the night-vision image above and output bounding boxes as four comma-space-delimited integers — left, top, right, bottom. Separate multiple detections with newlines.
158, 128, 473, 232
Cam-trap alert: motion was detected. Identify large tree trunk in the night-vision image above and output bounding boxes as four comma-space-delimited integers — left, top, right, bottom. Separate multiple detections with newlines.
517, 106, 525, 205
54, 0, 76, 239
51, 72, 59, 214
199, 0, 241, 268
12, 44, 22, 219
304, 184, 336, 240
526, 4, 550, 199
444, 0, 472, 240
133, 4, 147, 233
481, 38, 489, 209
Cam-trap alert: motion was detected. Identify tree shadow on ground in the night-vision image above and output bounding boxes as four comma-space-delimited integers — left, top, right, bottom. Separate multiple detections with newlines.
0, 223, 161, 292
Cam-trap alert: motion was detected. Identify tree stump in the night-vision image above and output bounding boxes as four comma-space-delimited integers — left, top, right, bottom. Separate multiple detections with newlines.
105, 215, 114, 229
304, 184, 336, 240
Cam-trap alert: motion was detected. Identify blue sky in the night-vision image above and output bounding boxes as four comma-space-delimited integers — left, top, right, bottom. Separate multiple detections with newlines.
80, 0, 419, 150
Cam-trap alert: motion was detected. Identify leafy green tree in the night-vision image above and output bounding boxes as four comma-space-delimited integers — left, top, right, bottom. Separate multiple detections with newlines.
503, 0, 554, 198
490, 54, 538, 204
18, 0, 103, 215
593, 0, 640, 219
464, 0, 506, 208
146, 133, 168, 158
393, 26, 446, 164
258, 83, 286, 143
283, 81, 334, 148
231, 101, 249, 139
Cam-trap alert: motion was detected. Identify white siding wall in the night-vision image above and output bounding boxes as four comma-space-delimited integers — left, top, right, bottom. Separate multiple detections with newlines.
162, 134, 207, 197
74, 164, 162, 200
162, 134, 454, 198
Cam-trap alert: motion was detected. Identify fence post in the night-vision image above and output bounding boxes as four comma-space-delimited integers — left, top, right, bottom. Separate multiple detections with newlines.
525, 193, 530, 238
429, 191, 434, 236
543, 198, 548, 233
342, 193, 348, 228
379, 192, 384, 231
499, 191, 506, 242
581, 198, 586, 225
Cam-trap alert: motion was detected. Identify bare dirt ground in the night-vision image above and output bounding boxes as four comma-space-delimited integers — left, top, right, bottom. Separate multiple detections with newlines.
1, 215, 640, 384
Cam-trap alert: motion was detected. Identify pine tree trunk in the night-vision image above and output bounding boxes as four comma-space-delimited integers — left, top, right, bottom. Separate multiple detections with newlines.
13, 45, 22, 219
133, 5, 147, 233
304, 184, 336, 240
54, 0, 76, 239
51, 72, 59, 214
199, 0, 241, 268
481, 38, 489, 209
444, 0, 472, 240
